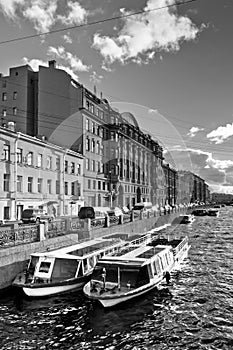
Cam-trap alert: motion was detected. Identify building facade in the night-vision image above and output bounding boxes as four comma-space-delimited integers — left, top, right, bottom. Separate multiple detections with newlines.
0, 61, 166, 208
177, 171, 209, 205
0, 125, 84, 221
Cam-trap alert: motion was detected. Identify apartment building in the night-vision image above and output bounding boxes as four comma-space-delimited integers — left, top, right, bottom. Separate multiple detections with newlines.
177, 171, 209, 204
0, 125, 84, 221
0, 61, 166, 208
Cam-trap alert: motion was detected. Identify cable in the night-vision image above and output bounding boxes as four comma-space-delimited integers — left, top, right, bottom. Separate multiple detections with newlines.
0, 0, 199, 46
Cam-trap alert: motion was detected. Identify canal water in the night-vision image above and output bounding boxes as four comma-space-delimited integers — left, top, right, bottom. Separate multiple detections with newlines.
0, 207, 232, 350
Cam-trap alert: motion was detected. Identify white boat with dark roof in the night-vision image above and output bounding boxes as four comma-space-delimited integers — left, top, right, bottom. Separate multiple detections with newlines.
12, 237, 128, 297
83, 235, 190, 308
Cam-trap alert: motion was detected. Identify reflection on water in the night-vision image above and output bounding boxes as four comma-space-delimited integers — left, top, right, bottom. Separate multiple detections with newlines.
0, 207, 233, 349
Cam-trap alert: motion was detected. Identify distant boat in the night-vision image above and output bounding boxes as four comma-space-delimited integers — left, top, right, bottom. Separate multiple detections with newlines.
12, 237, 129, 297
83, 236, 190, 308
191, 209, 208, 216
207, 209, 219, 217
172, 214, 195, 224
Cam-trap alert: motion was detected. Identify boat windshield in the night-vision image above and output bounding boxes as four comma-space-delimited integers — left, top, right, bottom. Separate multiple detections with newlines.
51, 258, 78, 281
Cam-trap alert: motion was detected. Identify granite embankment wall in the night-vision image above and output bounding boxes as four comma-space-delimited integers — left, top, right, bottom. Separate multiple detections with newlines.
0, 211, 180, 292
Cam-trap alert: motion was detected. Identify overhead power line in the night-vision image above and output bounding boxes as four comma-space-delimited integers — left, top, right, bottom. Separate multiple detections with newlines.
0, 0, 198, 46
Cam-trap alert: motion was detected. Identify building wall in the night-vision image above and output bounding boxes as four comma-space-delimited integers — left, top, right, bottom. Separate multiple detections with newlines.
0, 65, 36, 135
0, 127, 84, 221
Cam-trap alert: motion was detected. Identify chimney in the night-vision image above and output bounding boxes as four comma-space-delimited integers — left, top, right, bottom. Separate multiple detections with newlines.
48, 60, 56, 68
7, 121, 15, 132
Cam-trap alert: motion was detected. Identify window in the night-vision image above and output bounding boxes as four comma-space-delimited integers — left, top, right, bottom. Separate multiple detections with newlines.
96, 161, 100, 173
17, 176, 23, 192
92, 160, 95, 172
13, 107, 17, 116
64, 182, 68, 195
96, 141, 100, 154
91, 121, 95, 133
77, 182, 81, 196
65, 160, 68, 173
37, 154, 42, 168
56, 180, 60, 194
46, 156, 52, 169
93, 180, 96, 189
98, 181, 101, 190
2, 108, 6, 117
88, 179, 91, 189
2, 80, 6, 88
86, 158, 90, 171
3, 144, 10, 161
77, 163, 81, 175
86, 137, 90, 151
17, 148, 23, 163
99, 110, 104, 119
28, 177, 33, 193
27, 152, 33, 166
13, 91, 17, 100
85, 118, 90, 131
56, 156, 60, 170
38, 178, 43, 193
3, 174, 10, 191
47, 179, 52, 194
71, 162, 75, 174
2, 92, 7, 101
91, 139, 95, 153
102, 182, 106, 191
71, 182, 75, 195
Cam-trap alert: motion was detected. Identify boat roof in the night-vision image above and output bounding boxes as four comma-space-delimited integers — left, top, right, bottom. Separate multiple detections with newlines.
30, 237, 124, 260
97, 244, 171, 267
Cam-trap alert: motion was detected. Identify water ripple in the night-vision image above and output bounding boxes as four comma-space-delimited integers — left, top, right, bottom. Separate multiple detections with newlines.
0, 207, 233, 349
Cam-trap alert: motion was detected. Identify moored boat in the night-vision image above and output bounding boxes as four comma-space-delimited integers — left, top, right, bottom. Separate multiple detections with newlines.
172, 214, 195, 224
12, 237, 128, 297
83, 236, 190, 308
207, 208, 219, 217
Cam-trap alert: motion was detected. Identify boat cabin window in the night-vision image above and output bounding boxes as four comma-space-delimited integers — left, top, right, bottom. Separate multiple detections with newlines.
120, 268, 140, 288
77, 262, 83, 277
28, 256, 39, 275
83, 258, 88, 273
92, 265, 106, 282
136, 266, 150, 287
39, 262, 51, 273
51, 258, 78, 280
88, 256, 95, 269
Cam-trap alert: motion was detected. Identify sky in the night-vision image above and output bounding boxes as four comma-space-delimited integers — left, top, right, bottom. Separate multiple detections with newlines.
0, 0, 233, 194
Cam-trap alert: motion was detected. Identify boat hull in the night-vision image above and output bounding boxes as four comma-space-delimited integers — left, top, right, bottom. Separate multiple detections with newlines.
84, 280, 161, 308
13, 274, 89, 297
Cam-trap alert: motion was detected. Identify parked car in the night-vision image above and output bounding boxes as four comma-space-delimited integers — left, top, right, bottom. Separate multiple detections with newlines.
21, 209, 54, 224
107, 207, 123, 217
78, 206, 95, 220
132, 202, 153, 214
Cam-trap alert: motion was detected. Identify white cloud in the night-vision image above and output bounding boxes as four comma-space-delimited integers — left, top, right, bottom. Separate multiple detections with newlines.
187, 126, 204, 137
22, 0, 58, 33
22, 56, 79, 81
90, 71, 103, 84
0, 0, 87, 34
57, 0, 87, 25
48, 46, 90, 72
93, 0, 203, 65
63, 32, 72, 44
0, 0, 24, 19
22, 57, 47, 70
207, 123, 233, 144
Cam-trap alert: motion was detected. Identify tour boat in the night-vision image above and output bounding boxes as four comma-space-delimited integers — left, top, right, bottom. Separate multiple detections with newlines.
83, 236, 190, 308
207, 208, 219, 217
172, 214, 195, 224
12, 237, 129, 297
